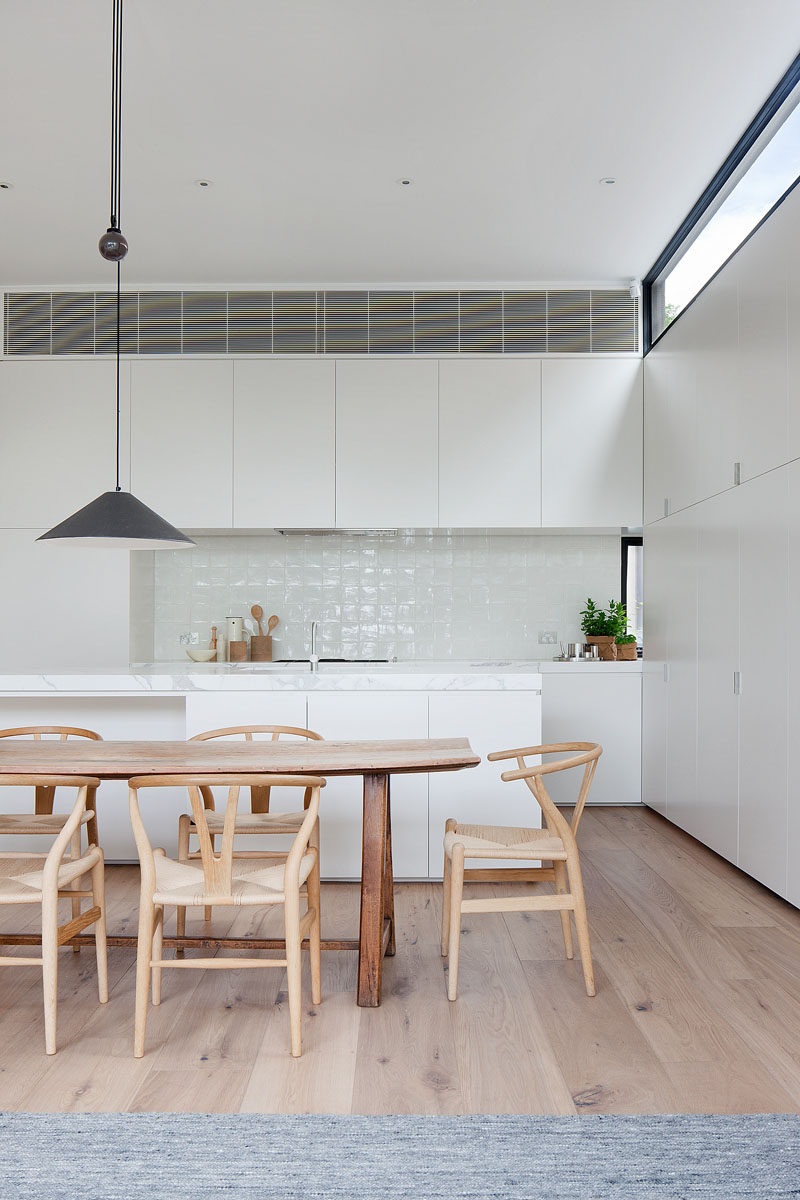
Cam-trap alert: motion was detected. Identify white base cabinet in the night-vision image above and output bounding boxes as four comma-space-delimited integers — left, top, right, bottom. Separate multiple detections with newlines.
306, 692, 430, 880
540, 673, 641, 806
427, 691, 542, 877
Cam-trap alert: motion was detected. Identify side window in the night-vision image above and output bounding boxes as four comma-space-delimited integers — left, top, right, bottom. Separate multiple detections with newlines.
621, 536, 643, 652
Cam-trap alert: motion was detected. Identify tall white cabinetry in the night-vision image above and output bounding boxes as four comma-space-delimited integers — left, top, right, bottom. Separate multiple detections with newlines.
0, 359, 128, 526
233, 360, 335, 528
335, 360, 438, 527
131, 360, 234, 527
438, 360, 541, 526
542, 359, 643, 526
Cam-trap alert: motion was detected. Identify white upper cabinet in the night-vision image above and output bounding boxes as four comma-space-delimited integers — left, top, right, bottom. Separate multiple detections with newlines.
542, 359, 642, 527
735, 203, 789, 483
644, 330, 697, 523
130, 360, 233, 528
0, 360, 128, 527
690, 271, 740, 503
335, 360, 438, 527
438, 360, 541, 527
233, 360, 335, 528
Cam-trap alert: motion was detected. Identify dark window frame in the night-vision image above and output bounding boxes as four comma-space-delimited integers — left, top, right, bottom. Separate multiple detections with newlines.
642, 50, 800, 354
621, 535, 643, 657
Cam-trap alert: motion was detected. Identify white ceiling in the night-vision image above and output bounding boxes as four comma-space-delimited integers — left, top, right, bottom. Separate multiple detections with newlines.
2, 0, 799, 289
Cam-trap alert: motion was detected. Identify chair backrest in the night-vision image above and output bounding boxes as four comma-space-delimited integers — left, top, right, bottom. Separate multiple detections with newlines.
0, 728, 102, 816
129, 774, 325, 899
487, 742, 602, 851
188, 726, 324, 814
0, 775, 99, 882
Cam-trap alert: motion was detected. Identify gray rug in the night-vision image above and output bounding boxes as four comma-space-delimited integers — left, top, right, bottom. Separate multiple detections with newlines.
1, 1113, 798, 1199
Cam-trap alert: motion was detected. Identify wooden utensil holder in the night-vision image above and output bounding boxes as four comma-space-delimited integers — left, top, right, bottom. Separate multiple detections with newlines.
229, 639, 248, 662
250, 635, 272, 662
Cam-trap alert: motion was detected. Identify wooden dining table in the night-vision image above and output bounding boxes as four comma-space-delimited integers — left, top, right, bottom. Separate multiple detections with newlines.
0, 736, 479, 1007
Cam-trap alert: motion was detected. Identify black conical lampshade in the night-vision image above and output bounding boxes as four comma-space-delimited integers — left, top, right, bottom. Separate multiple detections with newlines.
37, 490, 195, 550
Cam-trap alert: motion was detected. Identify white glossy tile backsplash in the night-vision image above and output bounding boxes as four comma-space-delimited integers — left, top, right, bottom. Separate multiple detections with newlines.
147, 532, 621, 661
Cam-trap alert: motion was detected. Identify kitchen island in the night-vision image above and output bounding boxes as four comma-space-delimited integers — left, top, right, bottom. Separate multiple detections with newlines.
0, 660, 641, 874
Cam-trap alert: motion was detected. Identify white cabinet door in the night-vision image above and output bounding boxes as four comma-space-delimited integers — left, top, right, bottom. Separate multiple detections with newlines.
663, 509, 699, 836
131, 360, 233, 527
233, 361, 335, 528
737, 468, 788, 896
644, 332, 697, 523
787, 461, 800, 906
438, 360, 541, 526
306, 692, 429, 880
541, 673, 641, 806
786, 186, 800, 462
541, 360, 642, 527
695, 487, 740, 862
735, 210, 789, 484
691, 270, 740, 505
185, 692, 308, 739
427, 691, 541, 877
642, 521, 669, 815
0, 360, 128, 527
335, 361, 438, 527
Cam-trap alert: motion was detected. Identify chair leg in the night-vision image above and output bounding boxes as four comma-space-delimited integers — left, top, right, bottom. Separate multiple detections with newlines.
69, 829, 82, 954
134, 896, 156, 1058
204, 832, 215, 922
151, 906, 164, 1006
285, 892, 303, 1058
307, 836, 322, 1007
553, 860, 574, 960
41, 890, 59, 1056
91, 855, 109, 1004
176, 815, 190, 952
568, 856, 596, 998
446, 842, 465, 1001
441, 818, 456, 956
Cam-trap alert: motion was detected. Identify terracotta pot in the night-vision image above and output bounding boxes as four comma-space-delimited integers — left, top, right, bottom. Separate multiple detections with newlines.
615, 641, 637, 661
585, 634, 616, 661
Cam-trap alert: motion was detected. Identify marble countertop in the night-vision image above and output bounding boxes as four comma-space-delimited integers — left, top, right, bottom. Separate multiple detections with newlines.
0, 659, 640, 695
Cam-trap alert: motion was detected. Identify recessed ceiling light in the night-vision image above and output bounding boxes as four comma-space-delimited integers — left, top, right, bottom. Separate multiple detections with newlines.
396, 177, 413, 186
0, 182, 13, 190
599, 176, 616, 185
194, 179, 213, 188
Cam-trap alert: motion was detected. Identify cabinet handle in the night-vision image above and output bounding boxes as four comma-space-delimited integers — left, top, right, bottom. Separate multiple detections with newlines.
663, 498, 670, 518
663, 663, 670, 683
733, 671, 742, 695
733, 462, 741, 486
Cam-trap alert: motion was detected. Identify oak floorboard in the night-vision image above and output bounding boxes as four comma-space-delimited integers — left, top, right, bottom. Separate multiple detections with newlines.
351, 885, 463, 1115
663, 1060, 799, 1115
589, 807, 784, 930
521, 960, 683, 1114
445, 885, 576, 1115
584, 845, 753, 983
240, 884, 362, 1114
706, 976, 800, 1108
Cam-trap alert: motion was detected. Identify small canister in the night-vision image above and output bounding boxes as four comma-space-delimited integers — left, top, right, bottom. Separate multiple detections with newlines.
226, 617, 244, 646
229, 640, 248, 662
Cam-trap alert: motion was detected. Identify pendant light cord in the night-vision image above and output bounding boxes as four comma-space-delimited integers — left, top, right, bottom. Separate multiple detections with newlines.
111, 0, 123, 491
109, 0, 123, 231
116, 260, 121, 491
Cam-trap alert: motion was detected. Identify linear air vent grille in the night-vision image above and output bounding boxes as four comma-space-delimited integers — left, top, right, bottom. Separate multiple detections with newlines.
3, 289, 638, 356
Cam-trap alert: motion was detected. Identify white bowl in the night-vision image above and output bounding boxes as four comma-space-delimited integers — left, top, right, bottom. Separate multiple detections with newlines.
186, 647, 216, 663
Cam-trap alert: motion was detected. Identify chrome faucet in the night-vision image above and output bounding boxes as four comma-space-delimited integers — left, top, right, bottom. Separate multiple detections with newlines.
309, 620, 319, 671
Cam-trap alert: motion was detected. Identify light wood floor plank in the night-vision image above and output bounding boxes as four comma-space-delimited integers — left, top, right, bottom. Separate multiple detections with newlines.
351, 885, 463, 1115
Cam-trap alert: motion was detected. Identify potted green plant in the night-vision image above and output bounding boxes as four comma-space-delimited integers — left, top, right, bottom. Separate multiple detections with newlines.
615, 633, 638, 661
578, 600, 628, 667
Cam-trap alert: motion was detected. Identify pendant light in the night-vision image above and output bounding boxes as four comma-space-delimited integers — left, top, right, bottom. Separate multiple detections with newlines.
38, 0, 194, 550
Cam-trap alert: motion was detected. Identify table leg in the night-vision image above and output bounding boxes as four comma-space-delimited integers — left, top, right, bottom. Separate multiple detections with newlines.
383, 778, 396, 957
357, 772, 389, 1007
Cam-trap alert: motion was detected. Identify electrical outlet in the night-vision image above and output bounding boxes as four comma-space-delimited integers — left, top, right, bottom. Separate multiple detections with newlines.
179, 633, 200, 646
538, 631, 557, 644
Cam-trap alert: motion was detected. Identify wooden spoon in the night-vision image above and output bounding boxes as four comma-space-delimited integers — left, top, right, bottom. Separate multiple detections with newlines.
267, 614, 279, 635
250, 605, 264, 637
